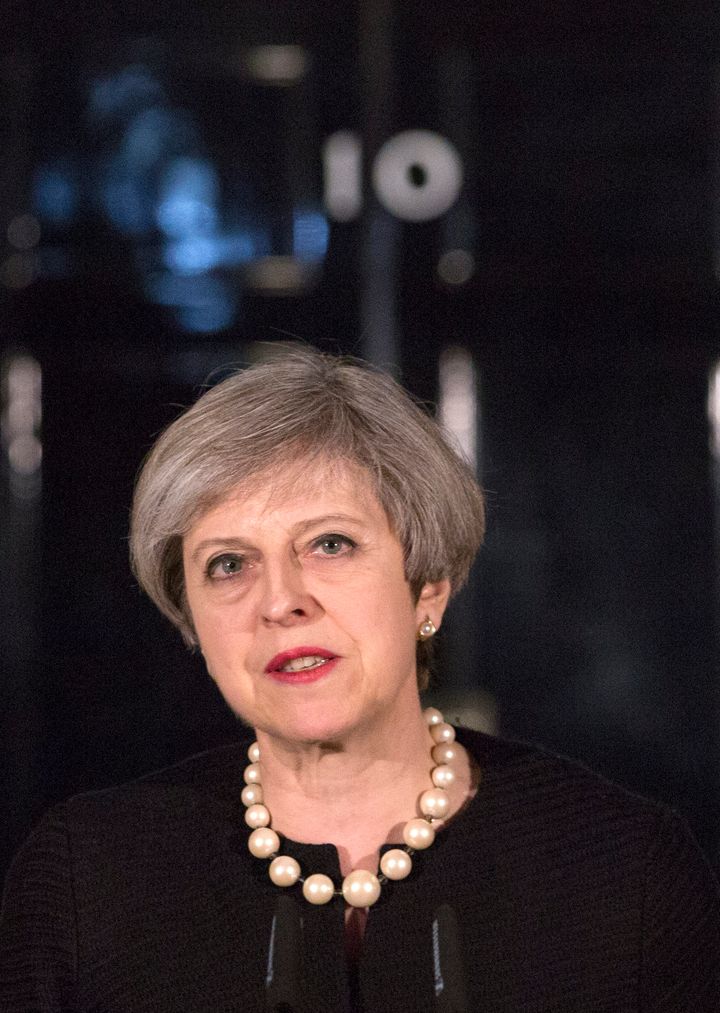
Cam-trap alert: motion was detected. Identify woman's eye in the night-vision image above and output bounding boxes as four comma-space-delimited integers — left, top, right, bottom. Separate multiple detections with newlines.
313, 534, 355, 556
207, 554, 244, 579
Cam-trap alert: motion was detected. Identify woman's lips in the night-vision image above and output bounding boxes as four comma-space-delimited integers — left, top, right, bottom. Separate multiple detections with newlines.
265, 647, 339, 685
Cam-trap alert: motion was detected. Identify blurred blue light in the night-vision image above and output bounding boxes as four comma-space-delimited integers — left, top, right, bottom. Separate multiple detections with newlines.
33, 164, 78, 224
89, 65, 163, 121
164, 236, 217, 275
177, 299, 235, 333
144, 272, 192, 306
101, 168, 153, 236
156, 197, 217, 237
293, 209, 329, 261
163, 230, 256, 275
123, 108, 198, 168
144, 272, 236, 333
156, 157, 219, 238
217, 231, 257, 265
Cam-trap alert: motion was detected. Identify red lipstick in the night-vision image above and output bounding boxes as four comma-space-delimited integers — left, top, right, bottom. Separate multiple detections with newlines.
265, 646, 339, 685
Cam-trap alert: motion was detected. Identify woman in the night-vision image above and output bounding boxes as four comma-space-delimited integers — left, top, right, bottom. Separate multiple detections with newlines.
1, 347, 719, 1012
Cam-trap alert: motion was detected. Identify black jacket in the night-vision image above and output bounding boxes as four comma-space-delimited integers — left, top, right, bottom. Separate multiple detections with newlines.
1, 727, 719, 1011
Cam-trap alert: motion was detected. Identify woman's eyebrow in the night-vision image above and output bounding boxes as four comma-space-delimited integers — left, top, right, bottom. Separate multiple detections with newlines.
292, 513, 366, 536
189, 515, 366, 563
189, 537, 251, 563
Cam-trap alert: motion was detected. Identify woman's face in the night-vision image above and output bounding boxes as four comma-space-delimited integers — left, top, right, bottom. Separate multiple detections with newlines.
182, 460, 449, 744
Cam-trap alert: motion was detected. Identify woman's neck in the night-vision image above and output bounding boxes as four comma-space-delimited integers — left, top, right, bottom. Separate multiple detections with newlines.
250, 713, 479, 954
254, 708, 434, 874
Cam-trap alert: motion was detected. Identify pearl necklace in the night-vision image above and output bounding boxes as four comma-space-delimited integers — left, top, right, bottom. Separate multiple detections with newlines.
242, 708, 459, 908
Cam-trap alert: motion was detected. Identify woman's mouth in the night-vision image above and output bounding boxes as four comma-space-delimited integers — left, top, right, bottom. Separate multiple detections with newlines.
265, 648, 339, 684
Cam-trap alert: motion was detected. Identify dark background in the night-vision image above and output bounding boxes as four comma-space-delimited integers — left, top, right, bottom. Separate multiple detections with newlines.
2, 2, 720, 881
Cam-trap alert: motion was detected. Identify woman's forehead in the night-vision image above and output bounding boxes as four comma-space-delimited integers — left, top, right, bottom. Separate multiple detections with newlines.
193, 455, 383, 527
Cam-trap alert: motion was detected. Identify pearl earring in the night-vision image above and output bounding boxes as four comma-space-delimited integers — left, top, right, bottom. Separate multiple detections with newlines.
417, 616, 437, 641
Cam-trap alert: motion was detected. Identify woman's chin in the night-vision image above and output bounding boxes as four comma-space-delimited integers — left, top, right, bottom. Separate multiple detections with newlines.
258, 705, 360, 747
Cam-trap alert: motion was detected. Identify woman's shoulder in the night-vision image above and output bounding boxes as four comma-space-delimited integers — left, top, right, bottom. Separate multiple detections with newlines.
38, 738, 252, 840
455, 726, 719, 894
456, 724, 684, 829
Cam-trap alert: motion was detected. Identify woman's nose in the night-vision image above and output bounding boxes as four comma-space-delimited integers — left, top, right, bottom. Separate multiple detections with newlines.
258, 557, 319, 626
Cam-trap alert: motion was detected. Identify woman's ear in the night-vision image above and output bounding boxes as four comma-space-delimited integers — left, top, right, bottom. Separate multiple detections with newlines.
415, 578, 451, 629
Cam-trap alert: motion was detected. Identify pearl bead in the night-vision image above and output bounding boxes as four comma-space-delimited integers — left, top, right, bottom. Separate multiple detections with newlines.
269, 856, 301, 887
241, 783, 263, 807
303, 873, 335, 905
423, 706, 444, 726
418, 619, 436, 639
247, 742, 261, 763
430, 722, 456, 745
243, 763, 262, 784
248, 827, 280, 858
403, 818, 436, 850
342, 869, 381, 908
419, 788, 449, 819
380, 849, 413, 880
431, 764, 456, 788
244, 803, 271, 829
431, 742, 458, 765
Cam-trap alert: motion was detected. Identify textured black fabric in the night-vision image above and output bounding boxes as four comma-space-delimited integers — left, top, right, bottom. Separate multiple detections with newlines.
1, 727, 719, 1011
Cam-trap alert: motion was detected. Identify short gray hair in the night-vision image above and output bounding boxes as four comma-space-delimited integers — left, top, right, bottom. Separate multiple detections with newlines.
130, 347, 485, 688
